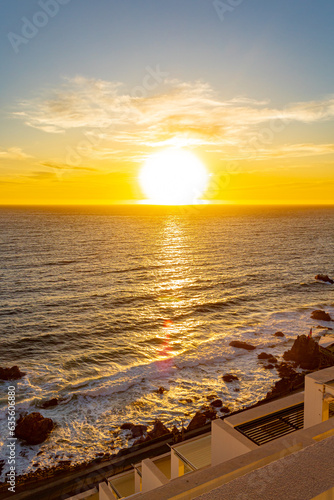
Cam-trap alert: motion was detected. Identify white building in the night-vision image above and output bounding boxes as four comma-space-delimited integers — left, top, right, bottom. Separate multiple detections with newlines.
67, 367, 334, 500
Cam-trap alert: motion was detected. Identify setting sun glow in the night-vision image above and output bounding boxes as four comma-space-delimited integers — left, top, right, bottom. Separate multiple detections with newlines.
139, 149, 209, 205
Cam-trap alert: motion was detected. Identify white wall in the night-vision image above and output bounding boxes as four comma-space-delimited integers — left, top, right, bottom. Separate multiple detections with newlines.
211, 419, 257, 466
304, 375, 324, 428
304, 367, 334, 428
141, 458, 169, 493
134, 468, 141, 493
171, 450, 184, 479
99, 482, 115, 500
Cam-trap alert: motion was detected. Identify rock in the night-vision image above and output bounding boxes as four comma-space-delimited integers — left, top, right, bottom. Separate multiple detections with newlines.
315, 274, 334, 284
311, 310, 332, 322
222, 373, 239, 382
277, 362, 297, 379
147, 420, 170, 439
0, 366, 26, 380
41, 398, 58, 409
283, 335, 320, 370
316, 325, 333, 330
154, 387, 167, 394
133, 435, 152, 446
187, 411, 207, 431
210, 399, 223, 408
220, 406, 231, 413
264, 364, 275, 369
172, 425, 182, 443
229, 341, 256, 351
120, 422, 134, 431
258, 353, 278, 364
201, 406, 217, 420
130, 424, 147, 439
187, 406, 217, 431
274, 331, 285, 337
57, 460, 71, 467
206, 394, 217, 401
258, 352, 272, 360
265, 373, 304, 400
15, 412, 54, 445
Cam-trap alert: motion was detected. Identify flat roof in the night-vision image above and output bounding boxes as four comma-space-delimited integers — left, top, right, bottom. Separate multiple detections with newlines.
194, 434, 334, 500
235, 403, 304, 445
172, 434, 211, 471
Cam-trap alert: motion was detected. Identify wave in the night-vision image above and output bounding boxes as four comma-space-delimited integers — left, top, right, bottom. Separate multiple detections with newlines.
192, 298, 241, 314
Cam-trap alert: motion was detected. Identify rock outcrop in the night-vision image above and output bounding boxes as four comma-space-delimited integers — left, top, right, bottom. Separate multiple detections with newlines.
265, 372, 304, 400
220, 406, 231, 413
311, 310, 332, 322
147, 420, 170, 439
315, 274, 334, 284
41, 398, 58, 409
186, 411, 207, 431
257, 353, 277, 363
154, 387, 167, 394
283, 334, 320, 369
0, 366, 26, 380
120, 422, 133, 431
276, 362, 298, 379
206, 394, 217, 401
187, 406, 217, 431
222, 373, 239, 382
15, 412, 54, 445
130, 424, 147, 439
274, 331, 285, 337
210, 399, 223, 408
229, 341, 256, 351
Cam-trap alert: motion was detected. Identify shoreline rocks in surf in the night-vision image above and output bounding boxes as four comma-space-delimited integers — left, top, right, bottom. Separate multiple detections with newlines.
15, 413, 54, 445
315, 274, 334, 284
283, 334, 320, 369
229, 340, 256, 350
0, 366, 26, 380
311, 310, 332, 322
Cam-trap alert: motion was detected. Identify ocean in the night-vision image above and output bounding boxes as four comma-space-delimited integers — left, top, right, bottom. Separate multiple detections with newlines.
0, 204, 333, 479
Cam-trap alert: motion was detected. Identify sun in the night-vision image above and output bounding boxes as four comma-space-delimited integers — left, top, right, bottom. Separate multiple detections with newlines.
139, 149, 209, 205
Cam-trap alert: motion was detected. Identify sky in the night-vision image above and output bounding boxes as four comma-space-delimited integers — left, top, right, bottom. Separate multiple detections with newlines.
0, 0, 334, 205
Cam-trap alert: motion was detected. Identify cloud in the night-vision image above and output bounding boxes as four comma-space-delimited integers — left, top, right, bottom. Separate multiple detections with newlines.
41, 161, 98, 172
0, 147, 33, 160
269, 143, 334, 158
13, 77, 334, 160
25, 171, 58, 180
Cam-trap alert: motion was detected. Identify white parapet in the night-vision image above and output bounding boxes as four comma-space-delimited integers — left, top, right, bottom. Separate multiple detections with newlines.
171, 448, 185, 479
211, 419, 257, 466
141, 458, 169, 493
304, 366, 334, 429
66, 488, 99, 500
99, 482, 115, 500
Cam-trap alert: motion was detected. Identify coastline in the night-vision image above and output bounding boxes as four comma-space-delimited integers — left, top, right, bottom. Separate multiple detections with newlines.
2, 326, 334, 499
0, 365, 308, 500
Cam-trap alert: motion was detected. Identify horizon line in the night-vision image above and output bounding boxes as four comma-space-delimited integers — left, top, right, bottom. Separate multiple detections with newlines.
1, 202, 334, 208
